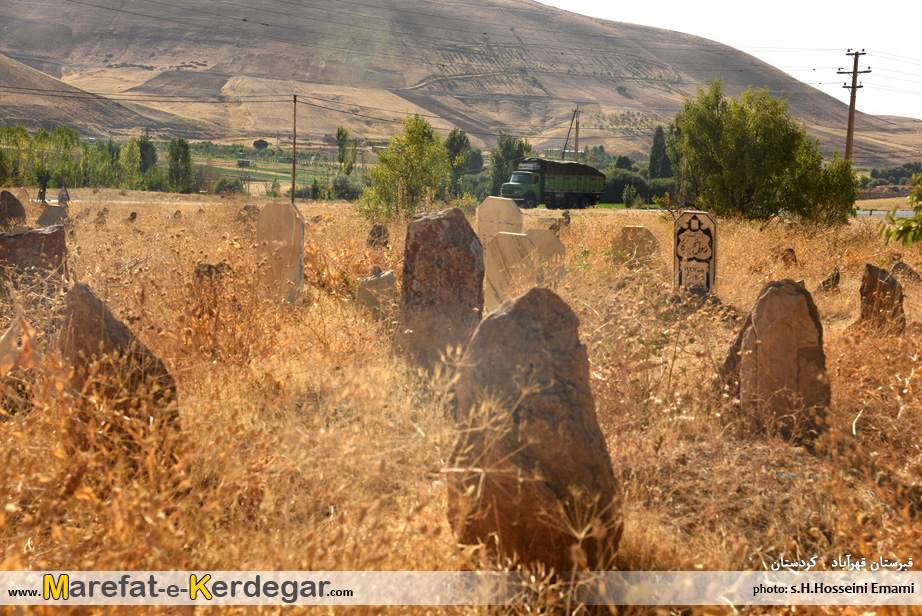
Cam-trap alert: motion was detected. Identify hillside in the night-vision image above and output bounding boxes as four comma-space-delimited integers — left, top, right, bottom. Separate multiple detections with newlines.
0, 0, 917, 164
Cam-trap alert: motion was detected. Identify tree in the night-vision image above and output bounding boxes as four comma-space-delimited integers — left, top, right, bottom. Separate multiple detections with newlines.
669, 79, 857, 223
335, 126, 349, 170
119, 139, 142, 190
882, 174, 922, 248
344, 139, 357, 176
648, 125, 671, 179
489, 132, 531, 196
253, 138, 269, 150
362, 114, 450, 219
445, 127, 471, 193
138, 132, 158, 173
614, 155, 633, 170
468, 148, 484, 174
167, 137, 196, 194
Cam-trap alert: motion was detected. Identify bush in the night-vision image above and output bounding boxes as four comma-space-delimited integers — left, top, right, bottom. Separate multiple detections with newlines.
216, 177, 245, 195
331, 174, 365, 201
604, 167, 647, 203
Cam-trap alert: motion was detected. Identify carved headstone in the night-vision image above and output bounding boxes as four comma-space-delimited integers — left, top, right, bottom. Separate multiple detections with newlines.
36, 205, 71, 228
393, 208, 484, 368
853, 264, 905, 333
484, 232, 539, 312
367, 223, 389, 249
0, 191, 27, 232
674, 211, 717, 293
476, 197, 523, 246
719, 279, 829, 440
614, 225, 659, 263
257, 202, 305, 303
0, 225, 67, 278
356, 269, 396, 321
525, 228, 565, 284
58, 283, 178, 424
447, 288, 622, 571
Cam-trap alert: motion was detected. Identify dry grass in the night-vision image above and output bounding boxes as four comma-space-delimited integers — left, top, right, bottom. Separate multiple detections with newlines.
2, 191, 922, 614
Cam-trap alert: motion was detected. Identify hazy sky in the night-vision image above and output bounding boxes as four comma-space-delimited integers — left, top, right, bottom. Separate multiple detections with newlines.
535, 0, 922, 122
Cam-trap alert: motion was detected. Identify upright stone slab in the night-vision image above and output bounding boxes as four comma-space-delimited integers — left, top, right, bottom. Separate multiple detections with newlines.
614, 225, 659, 263
58, 283, 178, 424
235, 204, 260, 225
0, 191, 27, 232
393, 208, 484, 368
484, 232, 539, 312
356, 269, 396, 321
257, 202, 305, 303
0, 225, 67, 278
853, 264, 905, 333
58, 184, 70, 207
367, 224, 389, 249
36, 205, 71, 228
476, 197, 523, 246
719, 280, 829, 440
525, 228, 565, 284
674, 211, 717, 293
447, 288, 623, 571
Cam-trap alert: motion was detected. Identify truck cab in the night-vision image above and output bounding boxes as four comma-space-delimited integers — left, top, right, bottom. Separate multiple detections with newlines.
500, 170, 542, 208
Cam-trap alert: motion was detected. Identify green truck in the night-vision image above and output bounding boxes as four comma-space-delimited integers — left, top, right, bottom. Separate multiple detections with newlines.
499, 157, 605, 209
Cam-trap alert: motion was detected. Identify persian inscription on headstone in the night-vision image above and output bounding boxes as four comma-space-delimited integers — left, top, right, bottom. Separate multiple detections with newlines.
476, 197, 523, 247
257, 202, 305, 302
674, 211, 717, 293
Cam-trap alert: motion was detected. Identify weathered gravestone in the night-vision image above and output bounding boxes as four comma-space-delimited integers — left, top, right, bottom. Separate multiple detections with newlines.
235, 204, 260, 225
447, 288, 623, 571
613, 225, 659, 264
525, 228, 565, 284
356, 269, 396, 321
718, 279, 829, 440
891, 261, 921, 285
257, 202, 305, 303
851, 263, 905, 333
367, 223, 389, 249
476, 197, 523, 247
393, 208, 484, 368
0, 191, 27, 232
58, 283, 178, 425
674, 211, 717, 293
816, 267, 840, 294
0, 225, 67, 278
484, 232, 539, 312
58, 184, 70, 207
36, 205, 71, 228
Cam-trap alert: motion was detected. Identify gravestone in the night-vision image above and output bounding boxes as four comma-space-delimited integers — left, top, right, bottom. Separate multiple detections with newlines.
257, 202, 305, 303
484, 232, 539, 312
58, 184, 70, 207
614, 225, 659, 263
356, 269, 396, 321
674, 211, 717, 293
393, 208, 484, 368
367, 223, 389, 249
447, 288, 622, 571
0, 225, 67, 278
59, 283, 178, 425
235, 204, 260, 225
535, 217, 561, 234
128, 212, 137, 223
36, 205, 71, 228
476, 197, 523, 246
852, 264, 905, 333
525, 228, 565, 284
0, 191, 27, 232
891, 261, 921, 285
719, 280, 829, 440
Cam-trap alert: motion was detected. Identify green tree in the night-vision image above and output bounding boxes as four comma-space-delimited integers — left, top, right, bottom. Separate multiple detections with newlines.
335, 126, 349, 170
445, 127, 471, 193
0, 149, 12, 186
119, 139, 142, 190
344, 139, 357, 176
489, 132, 531, 196
138, 132, 158, 173
882, 174, 922, 248
167, 136, 196, 193
669, 79, 857, 223
362, 114, 450, 219
614, 155, 633, 170
253, 138, 269, 150
648, 125, 671, 179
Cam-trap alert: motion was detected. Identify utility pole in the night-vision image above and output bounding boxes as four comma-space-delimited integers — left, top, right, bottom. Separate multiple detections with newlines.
838, 49, 870, 162
573, 105, 580, 162
292, 94, 297, 205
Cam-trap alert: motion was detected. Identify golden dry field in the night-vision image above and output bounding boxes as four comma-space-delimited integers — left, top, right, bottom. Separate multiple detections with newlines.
2, 189, 922, 614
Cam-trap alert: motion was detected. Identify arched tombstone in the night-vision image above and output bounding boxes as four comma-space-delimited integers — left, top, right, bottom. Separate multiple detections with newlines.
476, 197, 523, 247
525, 228, 565, 284
674, 211, 717, 294
257, 202, 305, 303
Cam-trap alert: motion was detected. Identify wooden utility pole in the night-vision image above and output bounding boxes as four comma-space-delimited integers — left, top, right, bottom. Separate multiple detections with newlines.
838, 49, 870, 161
573, 105, 580, 162
292, 94, 297, 205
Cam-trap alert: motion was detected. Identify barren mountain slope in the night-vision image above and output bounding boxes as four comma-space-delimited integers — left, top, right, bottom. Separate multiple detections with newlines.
0, 0, 916, 163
